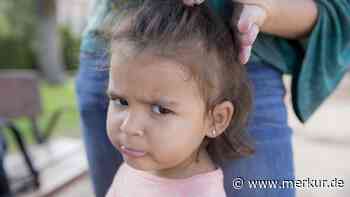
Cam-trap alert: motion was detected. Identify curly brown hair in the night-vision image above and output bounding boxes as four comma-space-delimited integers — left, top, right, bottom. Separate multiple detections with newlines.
105, 0, 254, 164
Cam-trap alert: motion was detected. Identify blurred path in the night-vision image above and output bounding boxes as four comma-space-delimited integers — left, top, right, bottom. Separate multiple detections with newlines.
286, 75, 350, 197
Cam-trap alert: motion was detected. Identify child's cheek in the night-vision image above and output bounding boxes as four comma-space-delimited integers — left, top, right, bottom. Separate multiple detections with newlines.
106, 106, 121, 147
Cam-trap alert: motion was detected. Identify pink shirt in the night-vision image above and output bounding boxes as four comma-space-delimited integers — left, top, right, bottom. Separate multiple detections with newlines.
106, 163, 227, 197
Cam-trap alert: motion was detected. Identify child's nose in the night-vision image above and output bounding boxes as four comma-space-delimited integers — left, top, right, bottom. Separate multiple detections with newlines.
119, 111, 145, 137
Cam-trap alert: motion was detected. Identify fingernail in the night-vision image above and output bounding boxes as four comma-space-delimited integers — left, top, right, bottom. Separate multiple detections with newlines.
240, 52, 247, 64
240, 47, 251, 64
243, 53, 249, 64
248, 24, 259, 43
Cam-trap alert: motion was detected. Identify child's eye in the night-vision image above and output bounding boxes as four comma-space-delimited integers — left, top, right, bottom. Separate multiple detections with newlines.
151, 105, 172, 115
112, 98, 128, 107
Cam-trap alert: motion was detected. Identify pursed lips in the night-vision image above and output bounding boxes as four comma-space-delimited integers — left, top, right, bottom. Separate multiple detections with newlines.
119, 144, 147, 158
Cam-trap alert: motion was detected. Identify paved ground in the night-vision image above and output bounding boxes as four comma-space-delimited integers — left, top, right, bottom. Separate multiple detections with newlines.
51, 177, 93, 197
7, 138, 88, 197
289, 75, 350, 197
48, 75, 350, 197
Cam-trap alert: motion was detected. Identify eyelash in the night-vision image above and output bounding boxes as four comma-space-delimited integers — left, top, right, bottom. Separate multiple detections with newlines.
110, 98, 173, 115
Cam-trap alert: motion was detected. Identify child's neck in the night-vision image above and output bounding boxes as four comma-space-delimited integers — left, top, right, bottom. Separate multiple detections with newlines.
149, 148, 217, 179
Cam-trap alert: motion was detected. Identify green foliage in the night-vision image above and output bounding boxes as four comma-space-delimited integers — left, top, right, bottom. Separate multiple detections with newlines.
60, 26, 81, 71
0, 0, 81, 71
0, 0, 36, 39
0, 0, 37, 69
40, 77, 80, 135
0, 37, 37, 69
0, 14, 11, 36
0, 26, 81, 70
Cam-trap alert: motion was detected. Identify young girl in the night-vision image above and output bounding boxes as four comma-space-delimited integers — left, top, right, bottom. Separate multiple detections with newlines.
105, 0, 253, 196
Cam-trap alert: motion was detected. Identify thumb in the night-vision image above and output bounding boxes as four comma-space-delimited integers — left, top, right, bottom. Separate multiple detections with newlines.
237, 4, 267, 33
183, 0, 205, 6
232, 0, 272, 13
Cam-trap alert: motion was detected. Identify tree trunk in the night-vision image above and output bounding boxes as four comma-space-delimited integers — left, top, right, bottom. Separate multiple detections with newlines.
36, 0, 65, 85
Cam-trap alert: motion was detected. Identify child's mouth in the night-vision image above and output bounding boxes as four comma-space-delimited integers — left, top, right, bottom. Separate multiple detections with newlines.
120, 145, 146, 158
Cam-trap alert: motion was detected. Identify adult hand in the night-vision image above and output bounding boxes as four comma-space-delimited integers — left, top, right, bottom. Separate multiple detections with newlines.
182, 0, 269, 64
235, 1, 268, 64
182, 0, 205, 6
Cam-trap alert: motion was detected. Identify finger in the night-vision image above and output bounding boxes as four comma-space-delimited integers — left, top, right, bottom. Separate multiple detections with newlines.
232, 0, 270, 12
237, 5, 267, 33
183, 0, 204, 6
183, 0, 195, 6
239, 46, 252, 64
240, 24, 259, 46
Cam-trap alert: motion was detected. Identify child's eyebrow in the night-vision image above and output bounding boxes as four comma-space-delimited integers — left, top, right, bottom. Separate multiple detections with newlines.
106, 89, 179, 107
155, 97, 179, 108
106, 89, 122, 98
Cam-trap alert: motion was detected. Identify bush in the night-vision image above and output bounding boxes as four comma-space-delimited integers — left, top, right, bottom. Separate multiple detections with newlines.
0, 0, 37, 69
60, 26, 81, 71
0, 26, 81, 71
0, 36, 37, 70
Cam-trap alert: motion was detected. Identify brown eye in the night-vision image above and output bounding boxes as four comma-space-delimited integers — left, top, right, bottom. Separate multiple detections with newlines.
151, 105, 172, 115
112, 98, 128, 107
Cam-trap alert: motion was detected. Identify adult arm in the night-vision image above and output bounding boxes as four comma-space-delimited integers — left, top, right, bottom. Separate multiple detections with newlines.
236, 0, 318, 39
234, 0, 318, 63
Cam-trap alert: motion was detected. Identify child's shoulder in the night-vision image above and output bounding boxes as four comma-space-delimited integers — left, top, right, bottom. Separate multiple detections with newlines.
107, 163, 226, 197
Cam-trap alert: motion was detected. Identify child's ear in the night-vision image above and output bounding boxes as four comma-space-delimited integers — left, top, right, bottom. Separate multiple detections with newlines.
206, 101, 235, 138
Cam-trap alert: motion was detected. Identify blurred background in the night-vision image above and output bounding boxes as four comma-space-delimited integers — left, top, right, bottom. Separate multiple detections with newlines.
0, 0, 89, 196
0, 0, 348, 197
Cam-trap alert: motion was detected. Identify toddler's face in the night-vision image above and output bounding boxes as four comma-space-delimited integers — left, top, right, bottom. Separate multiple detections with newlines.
107, 53, 211, 175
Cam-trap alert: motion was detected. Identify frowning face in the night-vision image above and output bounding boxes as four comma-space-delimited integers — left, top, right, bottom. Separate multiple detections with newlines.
107, 53, 212, 177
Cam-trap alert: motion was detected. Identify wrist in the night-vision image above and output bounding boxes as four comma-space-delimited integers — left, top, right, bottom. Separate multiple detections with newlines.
235, 0, 277, 32
259, 0, 278, 32
259, 0, 318, 39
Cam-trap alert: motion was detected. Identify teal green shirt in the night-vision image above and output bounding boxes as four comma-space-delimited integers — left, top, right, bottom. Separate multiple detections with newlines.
81, 0, 350, 122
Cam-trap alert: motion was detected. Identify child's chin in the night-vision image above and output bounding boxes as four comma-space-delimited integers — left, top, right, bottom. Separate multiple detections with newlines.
125, 159, 155, 171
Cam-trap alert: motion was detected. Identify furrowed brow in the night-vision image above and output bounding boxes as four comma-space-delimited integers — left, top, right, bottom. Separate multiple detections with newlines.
106, 89, 179, 107
106, 89, 124, 98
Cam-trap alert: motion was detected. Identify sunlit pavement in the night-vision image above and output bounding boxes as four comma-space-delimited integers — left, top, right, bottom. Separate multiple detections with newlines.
287, 75, 350, 197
